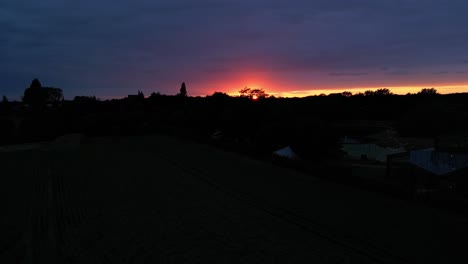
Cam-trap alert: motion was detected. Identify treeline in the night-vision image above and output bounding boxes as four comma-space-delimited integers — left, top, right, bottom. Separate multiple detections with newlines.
1, 80, 468, 162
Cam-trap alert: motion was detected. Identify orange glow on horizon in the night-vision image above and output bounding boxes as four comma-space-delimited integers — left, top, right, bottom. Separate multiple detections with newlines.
216, 84, 468, 98
274, 84, 468, 97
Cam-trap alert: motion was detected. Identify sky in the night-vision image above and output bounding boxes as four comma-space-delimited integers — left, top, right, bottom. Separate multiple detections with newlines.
1, 0, 468, 99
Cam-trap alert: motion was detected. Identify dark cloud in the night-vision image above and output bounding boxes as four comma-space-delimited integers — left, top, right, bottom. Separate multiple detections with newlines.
386, 70, 418, 76
329, 72, 369, 77
1, 0, 468, 98
433, 71, 450, 75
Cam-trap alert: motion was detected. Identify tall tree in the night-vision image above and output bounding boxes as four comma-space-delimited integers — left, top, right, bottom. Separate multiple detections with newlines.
30, 78, 42, 89
1, 95, 7, 103
24, 79, 44, 107
179, 82, 187, 97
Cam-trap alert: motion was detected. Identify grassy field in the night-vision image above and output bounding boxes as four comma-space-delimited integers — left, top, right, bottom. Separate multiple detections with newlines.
1, 134, 468, 263
0, 146, 53, 261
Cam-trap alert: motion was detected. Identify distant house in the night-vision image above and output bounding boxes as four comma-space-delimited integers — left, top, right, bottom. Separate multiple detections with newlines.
127, 90, 145, 103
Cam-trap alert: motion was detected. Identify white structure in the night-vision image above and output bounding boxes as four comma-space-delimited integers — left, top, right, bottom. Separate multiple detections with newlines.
409, 148, 468, 175
272, 146, 301, 160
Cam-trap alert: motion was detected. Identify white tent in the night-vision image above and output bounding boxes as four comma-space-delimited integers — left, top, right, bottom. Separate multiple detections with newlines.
272, 146, 301, 160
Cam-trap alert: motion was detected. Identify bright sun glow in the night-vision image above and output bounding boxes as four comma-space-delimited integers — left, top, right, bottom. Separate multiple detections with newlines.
252, 95, 258, 100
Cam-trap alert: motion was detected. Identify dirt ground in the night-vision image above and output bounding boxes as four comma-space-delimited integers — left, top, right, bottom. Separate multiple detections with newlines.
1, 134, 467, 263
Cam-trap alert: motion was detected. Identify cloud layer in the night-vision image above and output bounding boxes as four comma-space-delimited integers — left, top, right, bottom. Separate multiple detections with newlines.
1, 0, 468, 98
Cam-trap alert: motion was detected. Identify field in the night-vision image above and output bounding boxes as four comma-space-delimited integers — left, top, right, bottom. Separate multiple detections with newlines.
1, 134, 468, 263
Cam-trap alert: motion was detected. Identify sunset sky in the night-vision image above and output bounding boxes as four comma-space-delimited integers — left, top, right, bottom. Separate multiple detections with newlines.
2, 0, 468, 99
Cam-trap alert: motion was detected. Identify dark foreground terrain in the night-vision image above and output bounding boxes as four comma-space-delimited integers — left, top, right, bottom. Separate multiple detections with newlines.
1, 134, 467, 263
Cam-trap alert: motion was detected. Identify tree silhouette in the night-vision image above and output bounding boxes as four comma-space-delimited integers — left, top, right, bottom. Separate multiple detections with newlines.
238, 87, 268, 99
43, 87, 64, 103
250, 88, 267, 99
179, 82, 187, 97
239, 87, 251, 97
364, 88, 392, 96
23, 79, 64, 108
23, 79, 44, 107
30, 78, 42, 89
1, 95, 7, 103
364, 90, 375, 96
149, 92, 162, 98
375, 88, 392, 96
74, 96, 98, 103
211, 91, 229, 97
417, 88, 438, 96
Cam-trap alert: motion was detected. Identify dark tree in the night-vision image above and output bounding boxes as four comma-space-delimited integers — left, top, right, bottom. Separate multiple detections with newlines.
364, 88, 392, 96
239, 87, 251, 97
364, 90, 375, 96
179, 82, 187, 97
23, 79, 44, 107
30, 78, 42, 89
341, 91, 353, 97
374, 88, 392, 96
74, 96, 98, 102
23, 79, 64, 108
250, 88, 268, 99
210, 92, 230, 98
150, 92, 161, 98
0, 95, 10, 115
417, 88, 438, 96
290, 120, 341, 161
43, 87, 64, 103
238, 87, 268, 99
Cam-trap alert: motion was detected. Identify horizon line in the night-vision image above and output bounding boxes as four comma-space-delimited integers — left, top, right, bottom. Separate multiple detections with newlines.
5, 84, 468, 101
